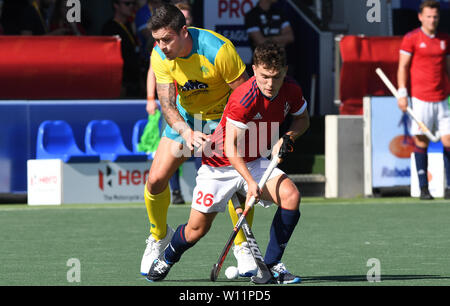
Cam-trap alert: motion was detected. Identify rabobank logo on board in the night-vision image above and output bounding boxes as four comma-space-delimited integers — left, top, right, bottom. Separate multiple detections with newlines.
381, 167, 410, 178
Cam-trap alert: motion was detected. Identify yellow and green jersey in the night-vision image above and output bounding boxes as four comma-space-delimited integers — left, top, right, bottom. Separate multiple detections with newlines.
151, 27, 246, 121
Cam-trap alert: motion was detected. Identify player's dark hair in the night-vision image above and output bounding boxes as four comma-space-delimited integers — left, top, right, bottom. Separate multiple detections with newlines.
148, 3, 186, 33
253, 40, 287, 71
419, 0, 440, 13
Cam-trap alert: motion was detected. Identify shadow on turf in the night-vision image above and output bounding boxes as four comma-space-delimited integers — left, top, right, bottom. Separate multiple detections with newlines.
144, 275, 450, 284
301, 275, 450, 283
167, 279, 250, 284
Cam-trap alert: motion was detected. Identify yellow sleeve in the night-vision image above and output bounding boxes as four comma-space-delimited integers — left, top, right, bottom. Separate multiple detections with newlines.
214, 42, 246, 84
150, 48, 174, 84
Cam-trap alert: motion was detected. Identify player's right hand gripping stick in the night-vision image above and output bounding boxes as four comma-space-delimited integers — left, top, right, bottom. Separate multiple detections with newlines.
279, 135, 294, 159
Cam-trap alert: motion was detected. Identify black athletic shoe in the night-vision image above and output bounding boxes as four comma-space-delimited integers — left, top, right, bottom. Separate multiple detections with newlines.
171, 190, 185, 205
146, 253, 173, 282
420, 187, 434, 200
445, 188, 450, 200
269, 262, 301, 284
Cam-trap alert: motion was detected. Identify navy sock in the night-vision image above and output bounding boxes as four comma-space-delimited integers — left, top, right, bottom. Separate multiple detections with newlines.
264, 207, 300, 266
444, 147, 450, 189
164, 224, 195, 264
169, 169, 180, 191
414, 146, 428, 188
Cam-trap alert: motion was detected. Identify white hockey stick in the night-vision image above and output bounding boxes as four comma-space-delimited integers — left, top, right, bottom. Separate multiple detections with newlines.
375, 68, 440, 142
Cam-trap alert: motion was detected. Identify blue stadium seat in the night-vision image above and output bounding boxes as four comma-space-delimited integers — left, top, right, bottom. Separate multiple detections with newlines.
85, 120, 147, 162
36, 120, 100, 163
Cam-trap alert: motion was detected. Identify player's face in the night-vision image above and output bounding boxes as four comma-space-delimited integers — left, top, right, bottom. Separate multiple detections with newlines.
253, 64, 287, 99
152, 26, 188, 60
419, 7, 439, 33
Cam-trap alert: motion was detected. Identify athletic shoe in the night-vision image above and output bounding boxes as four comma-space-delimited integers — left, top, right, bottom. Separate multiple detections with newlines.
420, 187, 434, 200
140, 225, 175, 276
146, 253, 173, 282
269, 262, 302, 284
233, 242, 258, 277
171, 190, 185, 205
445, 188, 450, 199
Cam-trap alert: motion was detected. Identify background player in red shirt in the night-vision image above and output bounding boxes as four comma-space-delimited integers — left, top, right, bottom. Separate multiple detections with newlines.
147, 41, 310, 284
397, 0, 450, 199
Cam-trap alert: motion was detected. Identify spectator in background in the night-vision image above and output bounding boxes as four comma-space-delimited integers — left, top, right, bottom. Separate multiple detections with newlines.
170, 0, 190, 7
244, 0, 295, 76
135, 0, 164, 71
174, 1, 192, 27
102, 0, 142, 98
20, 0, 70, 35
49, 0, 86, 35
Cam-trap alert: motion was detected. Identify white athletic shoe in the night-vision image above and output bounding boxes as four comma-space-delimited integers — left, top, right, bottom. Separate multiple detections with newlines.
233, 242, 258, 277
140, 225, 175, 276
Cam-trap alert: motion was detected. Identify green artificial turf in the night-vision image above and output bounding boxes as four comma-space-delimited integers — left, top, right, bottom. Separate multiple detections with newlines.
0, 198, 449, 286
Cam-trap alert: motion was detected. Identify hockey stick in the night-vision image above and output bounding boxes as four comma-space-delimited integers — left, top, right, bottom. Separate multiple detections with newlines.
375, 68, 440, 142
230, 194, 276, 284
210, 155, 280, 282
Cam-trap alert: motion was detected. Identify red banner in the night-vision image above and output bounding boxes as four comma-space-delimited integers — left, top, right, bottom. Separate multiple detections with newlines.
0, 36, 123, 99
339, 36, 403, 115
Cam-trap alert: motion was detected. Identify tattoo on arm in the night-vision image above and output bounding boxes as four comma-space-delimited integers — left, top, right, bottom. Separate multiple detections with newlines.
157, 83, 190, 134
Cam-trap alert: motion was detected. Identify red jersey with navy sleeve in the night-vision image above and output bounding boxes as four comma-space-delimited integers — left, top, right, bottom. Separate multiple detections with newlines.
203, 76, 307, 167
400, 28, 450, 102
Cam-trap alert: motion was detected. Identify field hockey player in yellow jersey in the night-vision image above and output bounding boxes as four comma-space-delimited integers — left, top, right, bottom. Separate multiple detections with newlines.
140, 3, 257, 277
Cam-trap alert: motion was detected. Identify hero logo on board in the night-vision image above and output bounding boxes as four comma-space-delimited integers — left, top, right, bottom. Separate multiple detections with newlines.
98, 166, 149, 191
29, 175, 58, 186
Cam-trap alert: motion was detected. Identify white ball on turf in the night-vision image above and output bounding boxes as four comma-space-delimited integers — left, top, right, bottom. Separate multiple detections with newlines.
225, 266, 239, 279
